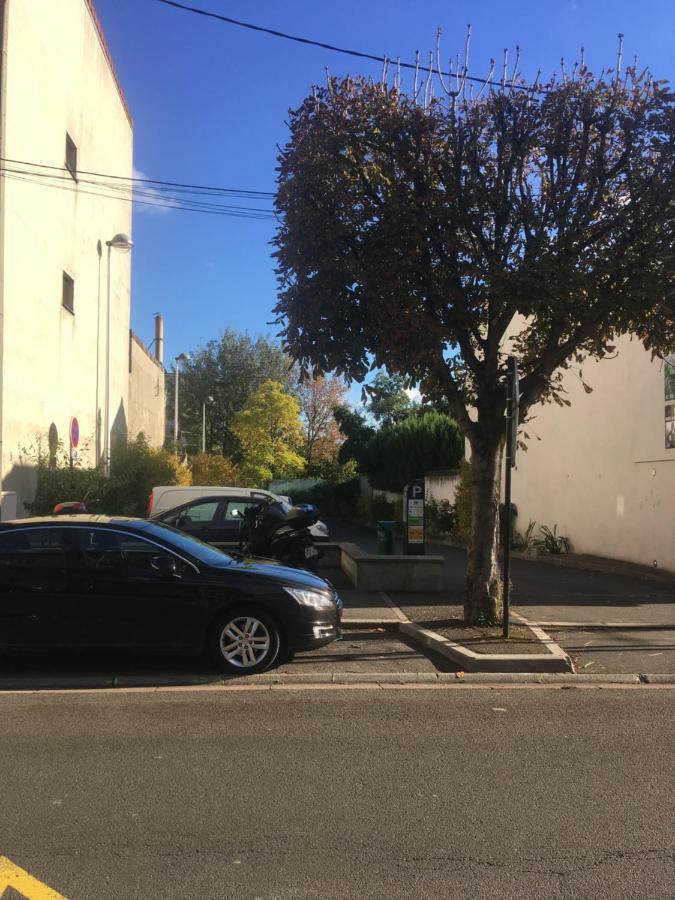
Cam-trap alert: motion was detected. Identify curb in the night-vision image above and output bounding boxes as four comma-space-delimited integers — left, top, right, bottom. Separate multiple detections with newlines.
527, 621, 675, 631
639, 673, 675, 684
400, 620, 574, 673
2, 671, 668, 692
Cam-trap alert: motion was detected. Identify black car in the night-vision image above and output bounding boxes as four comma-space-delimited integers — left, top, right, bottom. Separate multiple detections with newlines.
0, 516, 341, 674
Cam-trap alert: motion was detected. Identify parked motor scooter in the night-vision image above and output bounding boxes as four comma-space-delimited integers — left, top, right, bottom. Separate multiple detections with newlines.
238, 497, 322, 572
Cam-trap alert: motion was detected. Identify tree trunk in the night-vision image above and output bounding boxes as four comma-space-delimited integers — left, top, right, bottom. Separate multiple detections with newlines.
464, 438, 504, 624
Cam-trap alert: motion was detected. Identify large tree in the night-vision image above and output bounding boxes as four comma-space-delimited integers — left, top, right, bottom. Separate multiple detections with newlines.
231, 380, 305, 486
361, 411, 463, 493
273, 59, 675, 622
333, 406, 376, 469
167, 329, 297, 457
366, 372, 415, 427
299, 374, 348, 472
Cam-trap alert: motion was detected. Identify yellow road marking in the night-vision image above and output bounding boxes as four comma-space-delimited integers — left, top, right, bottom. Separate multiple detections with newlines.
0, 856, 68, 899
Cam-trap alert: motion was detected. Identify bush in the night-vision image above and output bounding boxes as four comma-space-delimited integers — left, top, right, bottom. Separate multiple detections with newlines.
426, 498, 457, 536
190, 453, 241, 487
103, 434, 191, 516
290, 476, 361, 518
28, 433, 190, 517
361, 412, 463, 493
29, 464, 107, 516
356, 494, 396, 527
535, 524, 571, 554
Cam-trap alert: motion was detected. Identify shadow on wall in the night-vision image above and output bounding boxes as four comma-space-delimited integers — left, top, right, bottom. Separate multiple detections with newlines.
1, 404, 128, 518
111, 402, 128, 452
2, 463, 39, 516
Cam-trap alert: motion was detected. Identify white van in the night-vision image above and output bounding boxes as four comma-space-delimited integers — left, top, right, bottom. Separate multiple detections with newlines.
147, 485, 291, 518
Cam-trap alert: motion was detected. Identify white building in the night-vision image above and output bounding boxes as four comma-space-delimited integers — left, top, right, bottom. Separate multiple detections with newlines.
510, 337, 675, 574
0, 0, 164, 517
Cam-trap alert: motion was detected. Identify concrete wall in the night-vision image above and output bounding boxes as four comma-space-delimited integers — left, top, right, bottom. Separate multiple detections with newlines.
128, 333, 166, 447
425, 469, 461, 504
0, 0, 133, 513
511, 335, 675, 573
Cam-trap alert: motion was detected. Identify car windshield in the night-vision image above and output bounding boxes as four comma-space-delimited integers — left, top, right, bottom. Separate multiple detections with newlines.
135, 520, 234, 568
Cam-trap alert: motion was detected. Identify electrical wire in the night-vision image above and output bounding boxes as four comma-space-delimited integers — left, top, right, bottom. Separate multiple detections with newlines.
0, 169, 277, 220
0, 156, 275, 198
0, 164, 275, 213
153, 0, 541, 94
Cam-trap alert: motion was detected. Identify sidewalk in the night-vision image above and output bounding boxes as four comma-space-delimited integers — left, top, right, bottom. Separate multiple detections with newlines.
326, 519, 675, 675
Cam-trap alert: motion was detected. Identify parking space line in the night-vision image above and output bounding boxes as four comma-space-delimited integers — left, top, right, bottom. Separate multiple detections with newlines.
0, 855, 68, 899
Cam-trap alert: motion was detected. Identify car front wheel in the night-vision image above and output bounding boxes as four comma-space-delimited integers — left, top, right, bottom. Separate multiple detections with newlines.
209, 607, 282, 675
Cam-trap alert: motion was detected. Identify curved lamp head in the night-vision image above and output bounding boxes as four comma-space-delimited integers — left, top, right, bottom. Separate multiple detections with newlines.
107, 233, 133, 252
175, 352, 190, 365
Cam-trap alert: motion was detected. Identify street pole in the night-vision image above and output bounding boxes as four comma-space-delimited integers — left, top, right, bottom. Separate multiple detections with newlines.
503, 355, 518, 639
202, 399, 206, 453
104, 242, 112, 478
174, 364, 180, 447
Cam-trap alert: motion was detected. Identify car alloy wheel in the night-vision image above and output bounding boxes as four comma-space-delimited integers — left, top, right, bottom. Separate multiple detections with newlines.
210, 607, 281, 674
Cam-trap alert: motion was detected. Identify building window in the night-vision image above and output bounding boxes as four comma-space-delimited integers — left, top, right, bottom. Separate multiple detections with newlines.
62, 271, 74, 314
65, 133, 77, 180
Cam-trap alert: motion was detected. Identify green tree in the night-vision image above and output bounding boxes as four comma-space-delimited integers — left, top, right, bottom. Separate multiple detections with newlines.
273, 61, 674, 622
166, 330, 297, 457
333, 406, 376, 469
231, 380, 305, 486
361, 412, 463, 493
366, 372, 414, 426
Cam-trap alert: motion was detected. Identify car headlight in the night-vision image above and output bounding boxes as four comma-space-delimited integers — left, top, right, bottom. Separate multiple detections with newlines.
284, 587, 335, 609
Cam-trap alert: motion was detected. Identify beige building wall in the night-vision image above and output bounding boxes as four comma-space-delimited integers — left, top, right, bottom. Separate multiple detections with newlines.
0, 0, 133, 513
128, 333, 166, 447
511, 336, 675, 573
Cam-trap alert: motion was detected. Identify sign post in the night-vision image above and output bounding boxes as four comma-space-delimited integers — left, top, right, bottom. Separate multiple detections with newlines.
69, 416, 80, 467
404, 479, 425, 556
503, 357, 519, 639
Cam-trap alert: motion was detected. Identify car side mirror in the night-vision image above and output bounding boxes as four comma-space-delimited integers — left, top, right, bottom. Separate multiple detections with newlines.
151, 555, 178, 578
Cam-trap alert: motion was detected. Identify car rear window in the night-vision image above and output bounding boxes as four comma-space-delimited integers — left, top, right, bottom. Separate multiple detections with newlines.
0, 528, 67, 569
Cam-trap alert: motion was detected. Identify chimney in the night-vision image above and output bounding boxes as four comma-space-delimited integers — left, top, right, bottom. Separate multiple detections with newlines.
153, 313, 164, 366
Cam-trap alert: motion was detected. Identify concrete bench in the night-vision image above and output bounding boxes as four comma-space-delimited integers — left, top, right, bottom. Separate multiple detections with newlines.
339, 542, 444, 591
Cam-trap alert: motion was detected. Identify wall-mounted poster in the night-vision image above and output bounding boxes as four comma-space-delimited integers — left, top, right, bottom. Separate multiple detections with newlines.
665, 357, 675, 402
666, 404, 675, 450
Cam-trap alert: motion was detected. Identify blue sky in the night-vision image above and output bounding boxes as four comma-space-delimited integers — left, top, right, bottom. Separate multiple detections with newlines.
95, 0, 674, 399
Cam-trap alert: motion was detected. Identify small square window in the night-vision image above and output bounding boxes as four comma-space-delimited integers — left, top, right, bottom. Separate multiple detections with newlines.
62, 271, 74, 314
65, 133, 77, 180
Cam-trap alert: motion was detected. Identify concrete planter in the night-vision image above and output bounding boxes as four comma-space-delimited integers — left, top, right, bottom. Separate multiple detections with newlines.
339, 542, 444, 591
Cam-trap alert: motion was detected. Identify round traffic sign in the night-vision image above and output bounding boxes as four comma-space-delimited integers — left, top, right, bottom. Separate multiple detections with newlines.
69, 416, 80, 449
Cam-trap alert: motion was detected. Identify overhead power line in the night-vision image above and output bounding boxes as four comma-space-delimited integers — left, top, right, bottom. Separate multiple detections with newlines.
0, 156, 275, 198
153, 0, 537, 93
0, 166, 276, 220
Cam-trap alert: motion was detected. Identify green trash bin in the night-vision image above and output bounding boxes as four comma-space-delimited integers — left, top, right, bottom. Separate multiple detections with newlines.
376, 520, 396, 555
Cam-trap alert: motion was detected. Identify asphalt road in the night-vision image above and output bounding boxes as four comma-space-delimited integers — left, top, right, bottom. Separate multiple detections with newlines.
1, 686, 673, 899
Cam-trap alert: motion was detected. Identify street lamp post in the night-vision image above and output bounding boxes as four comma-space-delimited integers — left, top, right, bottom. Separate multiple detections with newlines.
173, 352, 190, 449
202, 395, 214, 453
104, 233, 133, 478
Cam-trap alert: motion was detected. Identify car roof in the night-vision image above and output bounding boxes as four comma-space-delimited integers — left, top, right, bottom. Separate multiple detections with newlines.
0, 515, 144, 528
